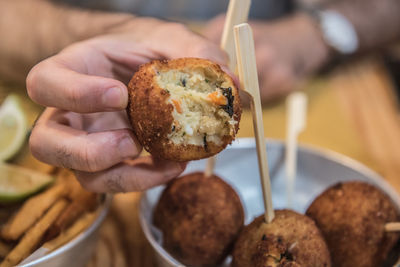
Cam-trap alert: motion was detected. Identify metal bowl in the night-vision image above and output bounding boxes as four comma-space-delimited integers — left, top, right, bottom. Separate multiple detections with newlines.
139, 138, 400, 267
19, 194, 112, 267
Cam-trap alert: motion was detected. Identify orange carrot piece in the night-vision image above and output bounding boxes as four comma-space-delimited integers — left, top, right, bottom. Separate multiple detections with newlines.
172, 99, 183, 113
208, 91, 227, 105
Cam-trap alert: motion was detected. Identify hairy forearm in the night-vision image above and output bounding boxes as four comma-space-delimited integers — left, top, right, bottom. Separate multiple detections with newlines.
0, 0, 133, 83
325, 0, 400, 52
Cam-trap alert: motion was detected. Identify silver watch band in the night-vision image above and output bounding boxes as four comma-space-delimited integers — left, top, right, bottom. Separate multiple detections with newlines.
305, 8, 359, 55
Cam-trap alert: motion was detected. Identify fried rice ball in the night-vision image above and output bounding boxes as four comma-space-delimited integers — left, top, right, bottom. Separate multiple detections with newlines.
306, 181, 400, 267
232, 210, 331, 267
127, 58, 241, 161
153, 172, 244, 266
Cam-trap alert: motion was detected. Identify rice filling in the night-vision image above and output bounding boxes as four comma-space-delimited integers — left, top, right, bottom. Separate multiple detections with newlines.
155, 67, 237, 147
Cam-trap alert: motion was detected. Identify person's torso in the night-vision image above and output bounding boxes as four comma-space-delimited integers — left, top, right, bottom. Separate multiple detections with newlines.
59, 0, 294, 21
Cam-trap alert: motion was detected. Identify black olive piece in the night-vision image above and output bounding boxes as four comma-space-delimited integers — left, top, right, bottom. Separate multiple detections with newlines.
181, 78, 186, 87
203, 134, 208, 152
261, 234, 267, 241
171, 125, 175, 132
282, 250, 294, 261
220, 87, 234, 117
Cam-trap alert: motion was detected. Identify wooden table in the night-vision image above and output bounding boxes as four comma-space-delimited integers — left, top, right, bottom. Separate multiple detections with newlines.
3, 56, 400, 267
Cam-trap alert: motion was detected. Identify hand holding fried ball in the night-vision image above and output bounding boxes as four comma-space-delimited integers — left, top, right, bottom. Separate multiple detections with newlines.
306, 182, 400, 267
232, 210, 331, 267
153, 172, 244, 266
127, 58, 241, 161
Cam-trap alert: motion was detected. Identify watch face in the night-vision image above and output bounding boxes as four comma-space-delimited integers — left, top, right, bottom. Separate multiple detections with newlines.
320, 11, 358, 54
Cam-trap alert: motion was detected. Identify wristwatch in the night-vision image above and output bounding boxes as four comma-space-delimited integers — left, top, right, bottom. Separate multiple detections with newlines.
306, 8, 359, 55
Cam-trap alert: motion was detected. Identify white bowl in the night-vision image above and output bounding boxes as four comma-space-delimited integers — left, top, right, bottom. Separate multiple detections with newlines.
140, 138, 400, 267
19, 194, 112, 267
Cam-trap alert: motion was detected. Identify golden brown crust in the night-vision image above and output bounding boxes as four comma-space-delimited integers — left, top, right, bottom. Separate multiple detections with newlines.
232, 210, 331, 267
153, 172, 244, 266
127, 58, 241, 161
306, 182, 400, 267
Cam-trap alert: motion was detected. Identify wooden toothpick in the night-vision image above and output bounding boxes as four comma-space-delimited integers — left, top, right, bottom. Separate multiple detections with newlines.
204, 0, 251, 178
385, 222, 400, 232
285, 92, 307, 208
221, 0, 251, 71
234, 23, 275, 223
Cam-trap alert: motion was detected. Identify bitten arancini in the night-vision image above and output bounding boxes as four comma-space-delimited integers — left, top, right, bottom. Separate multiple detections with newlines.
153, 172, 244, 266
306, 181, 400, 267
127, 58, 241, 161
232, 210, 331, 267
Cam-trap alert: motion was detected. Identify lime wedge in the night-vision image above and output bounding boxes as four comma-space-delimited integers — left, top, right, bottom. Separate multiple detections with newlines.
0, 94, 28, 161
0, 163, 54, 203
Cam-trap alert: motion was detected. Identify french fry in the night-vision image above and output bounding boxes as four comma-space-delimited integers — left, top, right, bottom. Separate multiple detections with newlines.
94, 239, 112, 267
0, 241, 11, 259
0, 199, 68, 267
54, 168, 82, 199
43, 212, 97, 252
44, 189, 97, 241
1, 184, 66, 240
99, 217, 127, 267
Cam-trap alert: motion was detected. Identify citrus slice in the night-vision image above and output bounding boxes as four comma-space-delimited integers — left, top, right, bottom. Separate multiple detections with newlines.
0, 163, 54, 203
0, 94, 28, 161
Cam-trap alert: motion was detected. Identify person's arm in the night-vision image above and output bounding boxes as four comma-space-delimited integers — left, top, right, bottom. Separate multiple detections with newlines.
0, 0, 135, 83
204, 0, 400, 101
321, 0, 400, 52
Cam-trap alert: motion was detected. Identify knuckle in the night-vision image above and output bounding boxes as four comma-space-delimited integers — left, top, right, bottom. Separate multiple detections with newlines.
54, 144, 74, 169
105, 172, 126, 193
127, 176, 146, 192
66, 86, 83, 111
81, 144, 103, 172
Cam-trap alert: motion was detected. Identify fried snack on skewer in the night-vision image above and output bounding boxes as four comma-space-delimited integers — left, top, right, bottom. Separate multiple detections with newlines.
154, 172, 244, 266
306, 182, 400, 267
0, 199, 68, 267
1, 183, 66, 240
127, 58, 241, 161
232, 210, 331, 267
43, 211, 97, 252
44, 190, 97, 241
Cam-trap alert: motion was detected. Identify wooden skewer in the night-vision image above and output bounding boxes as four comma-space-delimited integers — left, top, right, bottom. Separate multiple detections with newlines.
385, 222, 400, 232
234, 23, 274, 223
285, 92, 307, 208
204, 0, 251, 178
221, 0, 251, 72
204, 156, 216, 178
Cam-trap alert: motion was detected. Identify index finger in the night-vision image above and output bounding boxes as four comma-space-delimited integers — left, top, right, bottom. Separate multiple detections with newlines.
27, 59, 128, 113
144, 23, 229, 66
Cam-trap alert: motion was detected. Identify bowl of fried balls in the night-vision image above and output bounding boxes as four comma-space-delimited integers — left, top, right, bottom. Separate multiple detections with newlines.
139, 138, 400, 267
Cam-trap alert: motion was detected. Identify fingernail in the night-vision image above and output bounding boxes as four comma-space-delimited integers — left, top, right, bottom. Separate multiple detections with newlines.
119, 136, 137, 159
103, 87, 126, 109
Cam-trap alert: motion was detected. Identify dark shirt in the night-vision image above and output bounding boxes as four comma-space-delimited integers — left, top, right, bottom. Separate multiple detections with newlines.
59, 0, 294, 20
